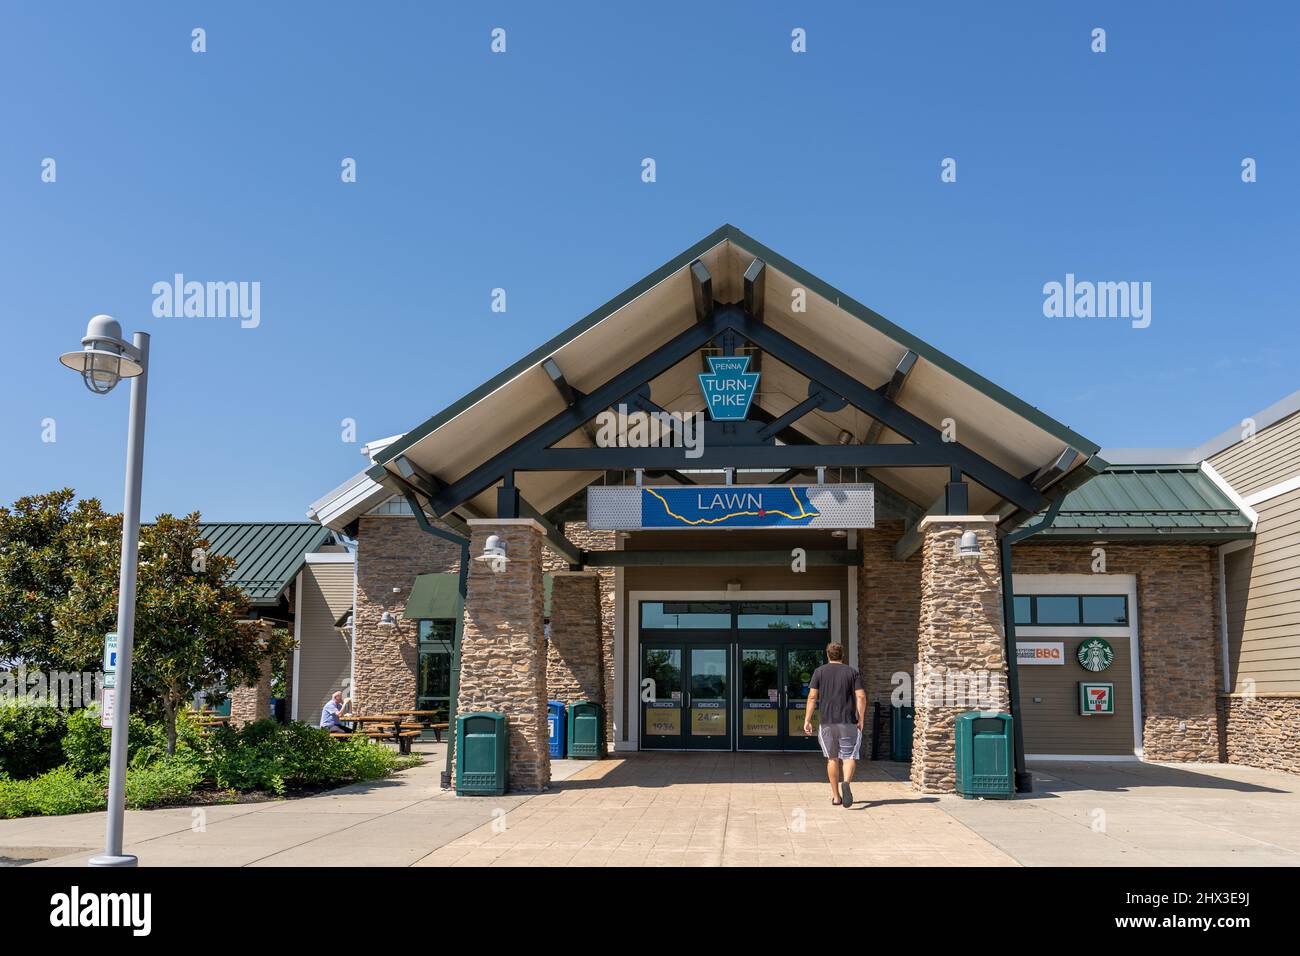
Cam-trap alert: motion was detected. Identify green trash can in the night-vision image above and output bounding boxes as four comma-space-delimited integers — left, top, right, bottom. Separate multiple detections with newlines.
456, 712, 508, 795
955, 711, 1014, 799
889, 704, 914, 762
566, 700, 604, 759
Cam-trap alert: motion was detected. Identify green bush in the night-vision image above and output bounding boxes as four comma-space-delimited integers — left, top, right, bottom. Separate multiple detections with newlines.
124, 757, 204, 809
0, 765, 106, 818
0, 702, 68, 779
62, 705, 181, 775
201, 720, 413, 794
0, 716, 416, 819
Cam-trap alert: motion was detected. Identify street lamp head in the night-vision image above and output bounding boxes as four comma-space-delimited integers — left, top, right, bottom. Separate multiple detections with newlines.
58, 315, 143, 395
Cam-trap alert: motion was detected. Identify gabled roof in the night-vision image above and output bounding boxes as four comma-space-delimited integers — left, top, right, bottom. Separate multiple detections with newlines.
1027, 465, 1254, 541
337, 224, 1102, 519
199, 522, 335, 606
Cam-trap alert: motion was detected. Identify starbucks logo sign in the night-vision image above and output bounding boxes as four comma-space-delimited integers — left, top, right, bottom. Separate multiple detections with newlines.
1077, 638, 1114, 672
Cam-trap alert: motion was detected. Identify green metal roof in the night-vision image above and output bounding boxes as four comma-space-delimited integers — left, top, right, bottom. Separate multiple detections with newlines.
368, 224, 1102, 483
198, 522, 334, 606
1029, 466, 1253, 541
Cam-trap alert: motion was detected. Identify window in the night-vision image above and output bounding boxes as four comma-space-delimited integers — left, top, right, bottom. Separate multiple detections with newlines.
368, 496, 414, 516
639, 600, 831, 631
1081, 595, 1128, 625
1035, 595, 1081, 625
736, 601, 829, 630
1012, 595, 1032, 625
417, 619, 454, 719
1014, 594, 1129, 627
641, 602, 732, 629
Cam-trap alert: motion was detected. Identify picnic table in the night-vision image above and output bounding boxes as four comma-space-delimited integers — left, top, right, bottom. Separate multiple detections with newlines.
193, 713, 231, 735
385, 710, 450, 741
334, 714, 422, 755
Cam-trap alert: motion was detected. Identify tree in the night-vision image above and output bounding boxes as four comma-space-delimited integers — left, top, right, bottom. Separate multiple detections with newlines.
48, 504, 292, 754
0, 489, 113, 672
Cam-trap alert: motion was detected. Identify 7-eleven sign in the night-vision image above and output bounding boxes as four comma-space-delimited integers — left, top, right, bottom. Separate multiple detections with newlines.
1079, 682, 1114, 715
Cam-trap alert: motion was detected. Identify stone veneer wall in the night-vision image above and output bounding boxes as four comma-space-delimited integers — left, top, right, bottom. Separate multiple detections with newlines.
911, 519, 1010, 792
546, 572, 604, 705
229, 651, 273, 727
1219, 696, 1300, 774
457, 521, 549, 792
858, 521, 921, 758
1013, 542, 1221, 762
354, 514, 461, 714
544, 522, 617, 746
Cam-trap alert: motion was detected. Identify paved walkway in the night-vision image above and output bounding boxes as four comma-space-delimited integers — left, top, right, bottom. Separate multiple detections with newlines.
3, 748, 1298, 866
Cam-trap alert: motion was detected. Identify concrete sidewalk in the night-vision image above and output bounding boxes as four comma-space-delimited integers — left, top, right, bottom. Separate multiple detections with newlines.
3, 750, 1299, 866
2, 744, 586, 867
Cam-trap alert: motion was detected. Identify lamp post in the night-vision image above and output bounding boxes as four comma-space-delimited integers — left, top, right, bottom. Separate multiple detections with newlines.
59, 315, 149, 868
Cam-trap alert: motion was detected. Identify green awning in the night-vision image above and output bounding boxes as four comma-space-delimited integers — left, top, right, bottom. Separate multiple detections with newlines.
403, 573, 463, 620
404, 571, 552, 619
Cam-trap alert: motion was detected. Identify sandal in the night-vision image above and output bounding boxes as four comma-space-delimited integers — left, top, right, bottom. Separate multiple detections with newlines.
831, 797, 842, 806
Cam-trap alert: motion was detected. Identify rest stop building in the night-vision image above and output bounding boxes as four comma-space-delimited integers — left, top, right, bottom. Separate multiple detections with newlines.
293, 225, 1297, 793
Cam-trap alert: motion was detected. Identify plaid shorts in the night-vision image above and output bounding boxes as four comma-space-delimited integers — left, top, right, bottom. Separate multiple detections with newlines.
818, 723, 862, 760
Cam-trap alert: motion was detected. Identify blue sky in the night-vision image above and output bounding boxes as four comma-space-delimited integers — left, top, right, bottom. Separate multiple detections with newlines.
2, 2, 1296, 520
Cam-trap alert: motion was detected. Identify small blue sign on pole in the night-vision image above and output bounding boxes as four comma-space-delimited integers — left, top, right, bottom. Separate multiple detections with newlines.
698, 355, 759, 421
102, 632, 119, 689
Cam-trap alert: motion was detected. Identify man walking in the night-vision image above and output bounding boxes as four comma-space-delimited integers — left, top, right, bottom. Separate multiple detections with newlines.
803, 643, 866, 807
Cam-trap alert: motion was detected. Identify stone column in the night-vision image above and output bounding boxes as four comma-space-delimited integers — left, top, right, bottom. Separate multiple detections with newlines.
229, 655, 273, 727
546, 572, 604, 705
456, 519, 550, 793
911, 516, 1010, 793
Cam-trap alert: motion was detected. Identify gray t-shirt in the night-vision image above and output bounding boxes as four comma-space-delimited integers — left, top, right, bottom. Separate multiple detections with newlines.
809, 663, 863, 725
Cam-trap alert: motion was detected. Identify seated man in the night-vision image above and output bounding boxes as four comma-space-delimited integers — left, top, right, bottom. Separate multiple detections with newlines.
320, 690, 352, 733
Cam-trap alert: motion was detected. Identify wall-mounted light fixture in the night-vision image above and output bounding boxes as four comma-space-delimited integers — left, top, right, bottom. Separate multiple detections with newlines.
379, 611, 397, 626
474, 534, 510, 574
957, 530, 982, 566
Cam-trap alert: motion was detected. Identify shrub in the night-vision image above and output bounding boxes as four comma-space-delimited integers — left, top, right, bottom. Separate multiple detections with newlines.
0, 702, 68, 780
62, 706, 177, 775
0, 765, 106, 818
200, 720, 414, 794
124, 757, 204, 809
0, 716, 416, 818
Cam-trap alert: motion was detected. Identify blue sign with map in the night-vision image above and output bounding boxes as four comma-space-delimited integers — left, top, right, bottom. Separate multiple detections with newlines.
698, 355, 759, 421
642, 486, 821, 528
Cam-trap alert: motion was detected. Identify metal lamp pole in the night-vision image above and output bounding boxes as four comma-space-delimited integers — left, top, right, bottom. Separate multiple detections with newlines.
60, 316, 149, 868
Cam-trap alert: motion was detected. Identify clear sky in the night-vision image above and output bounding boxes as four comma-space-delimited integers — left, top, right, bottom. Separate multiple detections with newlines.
2, 2, 1296, 520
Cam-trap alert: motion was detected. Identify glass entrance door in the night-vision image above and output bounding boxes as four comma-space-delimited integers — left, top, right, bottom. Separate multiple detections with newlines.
783, 646, 824, 752
639, 600, 832, 753
738, 647, 781, 751
641, 645, 685, 749
640, 643, 732, 750
736, 640, 825, 751
685, 646, 731, 750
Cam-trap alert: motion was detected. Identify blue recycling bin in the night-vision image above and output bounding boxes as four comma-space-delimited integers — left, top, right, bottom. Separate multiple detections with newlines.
547, 701, 567, 758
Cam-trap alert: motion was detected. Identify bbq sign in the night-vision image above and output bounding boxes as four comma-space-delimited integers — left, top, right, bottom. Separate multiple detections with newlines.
698, 355, 759, 421
1079, 682, 1115, 715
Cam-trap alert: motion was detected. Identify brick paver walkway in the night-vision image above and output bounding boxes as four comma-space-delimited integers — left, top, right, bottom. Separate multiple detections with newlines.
415, 752, 1015, 867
